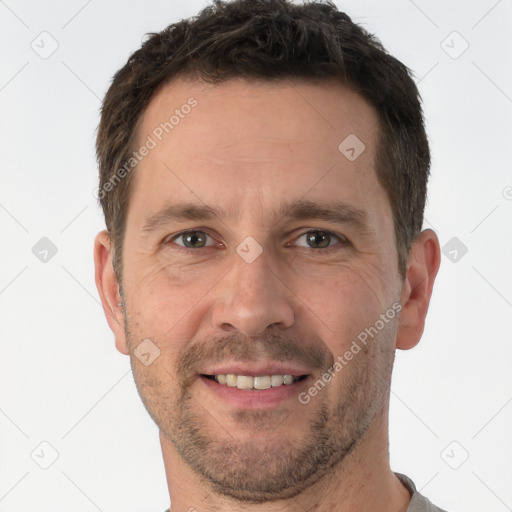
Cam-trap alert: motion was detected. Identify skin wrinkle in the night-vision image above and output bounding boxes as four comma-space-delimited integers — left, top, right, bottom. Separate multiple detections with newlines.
95, 77, 440, 512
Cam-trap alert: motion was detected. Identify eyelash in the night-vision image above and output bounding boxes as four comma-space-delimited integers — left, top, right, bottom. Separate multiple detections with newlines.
164, 229, 350, 253
292, 230, 349, 252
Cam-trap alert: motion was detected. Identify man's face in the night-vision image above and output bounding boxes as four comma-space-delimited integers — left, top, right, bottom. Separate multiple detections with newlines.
118, 78, 404, 501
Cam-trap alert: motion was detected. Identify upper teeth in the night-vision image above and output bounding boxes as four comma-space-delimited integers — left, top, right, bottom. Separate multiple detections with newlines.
214, 374, 298, 390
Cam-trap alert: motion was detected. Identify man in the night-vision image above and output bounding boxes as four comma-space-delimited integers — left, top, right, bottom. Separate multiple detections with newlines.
93, 0, 445, 510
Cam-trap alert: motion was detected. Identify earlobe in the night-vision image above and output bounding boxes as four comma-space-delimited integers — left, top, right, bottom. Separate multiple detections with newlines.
93, 230, 129, 355
396, 229, 441, 350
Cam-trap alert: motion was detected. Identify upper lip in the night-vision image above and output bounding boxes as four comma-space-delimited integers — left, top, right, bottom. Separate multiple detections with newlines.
200, 362, 313, 377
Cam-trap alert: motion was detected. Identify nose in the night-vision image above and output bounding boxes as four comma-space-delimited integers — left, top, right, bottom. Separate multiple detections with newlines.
210, 248, 295, 337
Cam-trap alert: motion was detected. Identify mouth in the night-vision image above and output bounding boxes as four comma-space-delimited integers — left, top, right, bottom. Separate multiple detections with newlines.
198, 368, 312, 409
201, 373, 309, 390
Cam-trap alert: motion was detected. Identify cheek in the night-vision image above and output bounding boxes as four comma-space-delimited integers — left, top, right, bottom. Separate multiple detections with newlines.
295, 263, 394, 351
123, 261, 218, 346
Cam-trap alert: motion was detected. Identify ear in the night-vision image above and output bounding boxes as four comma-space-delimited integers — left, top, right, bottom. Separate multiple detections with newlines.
396, 229, 441, 350
94, 230, 129, 355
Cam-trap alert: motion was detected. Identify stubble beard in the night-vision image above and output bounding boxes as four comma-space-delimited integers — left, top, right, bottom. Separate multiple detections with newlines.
124, 307, 396, 503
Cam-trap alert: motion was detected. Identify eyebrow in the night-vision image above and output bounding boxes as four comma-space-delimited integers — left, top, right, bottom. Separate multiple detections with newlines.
142, 203, 219, 233
141, 199, 372, 235
278, 200, 370, 233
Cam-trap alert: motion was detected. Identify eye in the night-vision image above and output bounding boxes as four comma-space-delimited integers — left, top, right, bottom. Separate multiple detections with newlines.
168, 230, 216, 249
293, 230, 347, 250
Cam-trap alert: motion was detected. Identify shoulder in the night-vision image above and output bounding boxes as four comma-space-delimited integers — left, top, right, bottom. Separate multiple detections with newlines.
395, 472, 450, 512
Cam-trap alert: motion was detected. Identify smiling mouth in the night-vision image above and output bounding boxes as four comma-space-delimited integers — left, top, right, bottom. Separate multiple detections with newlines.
201, 374, 309, 390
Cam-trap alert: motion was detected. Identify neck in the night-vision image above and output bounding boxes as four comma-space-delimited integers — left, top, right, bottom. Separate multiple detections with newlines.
160, 399, 411, 512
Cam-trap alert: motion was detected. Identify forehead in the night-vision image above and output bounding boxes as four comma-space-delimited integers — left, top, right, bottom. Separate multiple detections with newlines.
127, 76, 390, 231
138, 76, 378, 153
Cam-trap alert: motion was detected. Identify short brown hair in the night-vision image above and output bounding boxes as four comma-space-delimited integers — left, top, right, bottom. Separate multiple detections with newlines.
96, 0, 430, 280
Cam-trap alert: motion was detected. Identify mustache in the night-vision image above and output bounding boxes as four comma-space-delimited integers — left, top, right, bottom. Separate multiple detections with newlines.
177, 331, 334, 387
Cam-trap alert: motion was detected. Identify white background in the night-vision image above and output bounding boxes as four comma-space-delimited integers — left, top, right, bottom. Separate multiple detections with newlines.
1, 1, 511, 511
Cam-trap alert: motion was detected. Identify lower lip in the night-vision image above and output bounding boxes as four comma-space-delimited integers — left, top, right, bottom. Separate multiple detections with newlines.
199, 375, 310, 408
